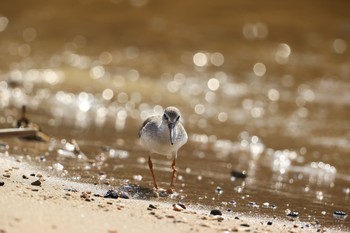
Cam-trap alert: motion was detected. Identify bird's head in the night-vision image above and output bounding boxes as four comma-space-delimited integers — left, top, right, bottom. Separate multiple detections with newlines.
162, 106, 181, 145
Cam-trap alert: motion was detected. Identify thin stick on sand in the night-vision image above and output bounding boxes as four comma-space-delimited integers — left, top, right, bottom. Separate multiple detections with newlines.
0, 128, 38, 139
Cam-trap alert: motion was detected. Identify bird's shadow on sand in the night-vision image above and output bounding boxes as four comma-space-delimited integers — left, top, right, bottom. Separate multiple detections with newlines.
117, 184, 171, 200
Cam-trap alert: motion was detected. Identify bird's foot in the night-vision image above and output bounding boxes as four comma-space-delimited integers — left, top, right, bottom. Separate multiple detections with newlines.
153, 186, 166, 192
166, 188, 175, 194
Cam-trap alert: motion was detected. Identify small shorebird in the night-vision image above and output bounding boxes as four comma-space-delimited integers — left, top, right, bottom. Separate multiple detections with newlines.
139, 106, 188, 190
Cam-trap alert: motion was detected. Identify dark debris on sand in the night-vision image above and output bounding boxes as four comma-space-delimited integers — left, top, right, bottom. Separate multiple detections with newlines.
210, 209, 222, 216
103, 190, 130, 199
31, 180, 41, 186
231, 170, 247, 179
104, 190, 119, 199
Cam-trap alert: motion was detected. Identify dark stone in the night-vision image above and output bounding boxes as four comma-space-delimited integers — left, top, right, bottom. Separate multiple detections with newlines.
22, 175, 29, 179
333, 211, 347, 216
148, 204, 157, 210
287, 211, 299, 218
231, 170, 247, 179
104, 190, 118, 199
177, 203, 186, 209
31, 180, 41, 186
30, 173, 35, 176
333, 211, 348, 219
240, 223, 250, 227
0, 181, 4, 186
210, 209, 222, 216
267, 221, 273, 226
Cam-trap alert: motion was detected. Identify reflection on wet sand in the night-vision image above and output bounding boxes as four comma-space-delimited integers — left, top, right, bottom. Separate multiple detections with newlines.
1, 0, 350, 229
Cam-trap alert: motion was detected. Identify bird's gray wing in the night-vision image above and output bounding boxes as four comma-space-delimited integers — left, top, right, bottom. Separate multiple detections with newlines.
138, 117, 153, 138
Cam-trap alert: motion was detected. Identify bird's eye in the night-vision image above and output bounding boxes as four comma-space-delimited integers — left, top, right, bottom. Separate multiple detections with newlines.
163, 114, 168, 120
176, 115, 180, 121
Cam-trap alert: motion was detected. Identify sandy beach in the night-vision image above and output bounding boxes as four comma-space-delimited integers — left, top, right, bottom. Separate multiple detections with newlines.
1, 153, 344, 233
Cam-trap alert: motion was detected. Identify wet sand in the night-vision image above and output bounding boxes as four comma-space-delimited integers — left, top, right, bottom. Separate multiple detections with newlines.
0, 154, 345, 233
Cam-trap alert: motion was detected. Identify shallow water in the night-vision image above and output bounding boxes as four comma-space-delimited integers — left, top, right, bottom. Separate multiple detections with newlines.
1, 0, 350, 229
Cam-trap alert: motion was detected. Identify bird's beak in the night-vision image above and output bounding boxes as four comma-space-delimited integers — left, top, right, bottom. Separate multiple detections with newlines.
168, 122, 175, 145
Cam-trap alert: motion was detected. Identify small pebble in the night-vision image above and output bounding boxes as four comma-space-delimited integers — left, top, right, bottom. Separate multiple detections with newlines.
31, 180, 41, 186
215, 186, 223, 195
199, 222, 212, 228
248, 202, 259, 208
333, 211, 348, 219
287, 211, 299, 218
267, 221, 273, 226
153, 192, 160, 198
147, 204, 157, 210
177, 203, 186, 209
262, 202, 270, 208
231, 170, 247, 179
80, 192, 90, 199
30, 173, 35, 176
173, 203, 185, 211
228, 200, 237, 205
132, 175, 142, 181
22, 175, 29, 179
210, 209, 222, 216
240, 223, 250, 227
0, 181, 4, 186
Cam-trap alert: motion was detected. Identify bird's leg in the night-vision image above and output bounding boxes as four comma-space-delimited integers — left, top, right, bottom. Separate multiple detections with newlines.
148, 155, 159, 189
170, 157, 177, 187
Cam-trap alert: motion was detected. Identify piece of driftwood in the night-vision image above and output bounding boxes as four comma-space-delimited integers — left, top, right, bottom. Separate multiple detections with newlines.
0, 128, 49, 142
0, 128, 37, 138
